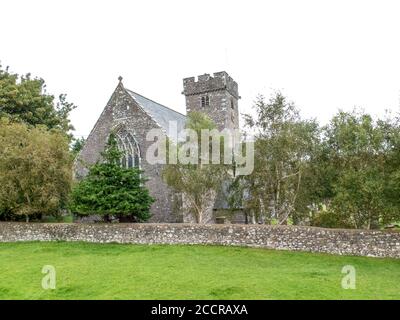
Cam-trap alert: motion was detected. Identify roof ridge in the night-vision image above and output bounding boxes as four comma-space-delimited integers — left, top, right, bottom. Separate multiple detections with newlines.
126, 89, 186, 117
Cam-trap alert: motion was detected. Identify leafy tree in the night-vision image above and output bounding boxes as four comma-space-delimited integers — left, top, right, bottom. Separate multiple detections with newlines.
385, 115, 400, 211
232, 93, 319, 224
314, 110, 400, 229
71, 137, 85, 156
162, 112, 229, 223
0, 64, 75, 135
70, 133, 154, 222
0, 119, 73, 221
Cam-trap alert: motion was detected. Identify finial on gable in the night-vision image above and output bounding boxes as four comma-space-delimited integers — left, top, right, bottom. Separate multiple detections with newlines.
118, 76, 123, 83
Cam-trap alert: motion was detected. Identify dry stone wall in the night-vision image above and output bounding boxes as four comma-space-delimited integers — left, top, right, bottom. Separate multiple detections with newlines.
0, 223, 399, 258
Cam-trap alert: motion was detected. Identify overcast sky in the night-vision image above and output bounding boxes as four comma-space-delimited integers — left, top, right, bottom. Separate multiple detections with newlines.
1, 0, 400, 138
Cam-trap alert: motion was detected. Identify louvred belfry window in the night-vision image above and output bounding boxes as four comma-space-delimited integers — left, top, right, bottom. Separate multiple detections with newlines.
201, 95, 210, 107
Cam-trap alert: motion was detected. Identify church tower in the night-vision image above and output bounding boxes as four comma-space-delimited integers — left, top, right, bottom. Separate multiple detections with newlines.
182, 71, 240, 131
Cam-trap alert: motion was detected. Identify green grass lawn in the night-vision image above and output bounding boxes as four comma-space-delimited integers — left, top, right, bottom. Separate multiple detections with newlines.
0, 242, 399, 300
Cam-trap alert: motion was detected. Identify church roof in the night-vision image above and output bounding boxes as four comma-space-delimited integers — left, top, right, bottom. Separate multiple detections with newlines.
126, 89, 186, 143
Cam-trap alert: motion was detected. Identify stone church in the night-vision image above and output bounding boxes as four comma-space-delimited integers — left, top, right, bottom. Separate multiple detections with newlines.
75, 71, 240, 222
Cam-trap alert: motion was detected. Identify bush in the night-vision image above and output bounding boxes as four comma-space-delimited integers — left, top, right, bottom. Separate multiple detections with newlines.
0, 118, 73, 221
311, 208, 353, 229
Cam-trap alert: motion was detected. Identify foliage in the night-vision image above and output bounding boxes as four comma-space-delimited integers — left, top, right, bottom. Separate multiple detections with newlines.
381, 114, 400, 211
0, 119, 73, 221
162, 112, 229, 223
70, 133, 154, 221
232, 93, 319, 224
0, 64, 76, 136
232, 92, 400, 229
71, 137, 85, 156
312, 110, 400, 229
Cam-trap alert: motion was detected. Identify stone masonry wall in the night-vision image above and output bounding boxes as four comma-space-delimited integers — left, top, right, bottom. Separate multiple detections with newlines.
1, 223, 399, 258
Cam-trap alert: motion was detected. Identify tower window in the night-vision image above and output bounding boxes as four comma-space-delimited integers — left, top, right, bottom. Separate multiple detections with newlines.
231, 99, 235, 109
201, 95, 210, 107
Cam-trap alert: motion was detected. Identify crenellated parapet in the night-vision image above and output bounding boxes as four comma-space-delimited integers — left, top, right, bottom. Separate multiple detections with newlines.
182, 71, 240, 99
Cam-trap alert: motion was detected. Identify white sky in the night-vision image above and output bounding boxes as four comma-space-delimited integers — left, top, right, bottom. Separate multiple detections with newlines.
1, 0, 400, 138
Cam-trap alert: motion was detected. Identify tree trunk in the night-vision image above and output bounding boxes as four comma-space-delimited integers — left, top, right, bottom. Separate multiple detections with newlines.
369, 214, 380, 230
251, 210, 256, 224
280, 217, 288, 225
182, 190, 216, 224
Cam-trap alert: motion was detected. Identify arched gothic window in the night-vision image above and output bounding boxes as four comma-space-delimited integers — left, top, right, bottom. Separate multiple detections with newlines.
115, 128, 141, 169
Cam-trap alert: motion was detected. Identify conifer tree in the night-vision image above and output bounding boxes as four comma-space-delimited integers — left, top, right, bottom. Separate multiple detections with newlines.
70, 133, 154, 222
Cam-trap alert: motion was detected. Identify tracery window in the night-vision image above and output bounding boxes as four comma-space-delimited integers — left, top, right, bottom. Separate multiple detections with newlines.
115, 128, 140, 169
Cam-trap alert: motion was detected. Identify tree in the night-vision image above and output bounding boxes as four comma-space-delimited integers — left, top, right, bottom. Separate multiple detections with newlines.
0, 118, 73, 221
71, 137, 85, 156
384, 114, 400, 212
162, 112, 229, 223
0, 64, 75, 135
232, 92, 319, 224
70, 133, 154, 222
314, 110, 400, 229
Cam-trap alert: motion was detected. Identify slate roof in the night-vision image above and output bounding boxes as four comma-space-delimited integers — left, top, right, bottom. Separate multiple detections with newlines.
126, 89, 186, 143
